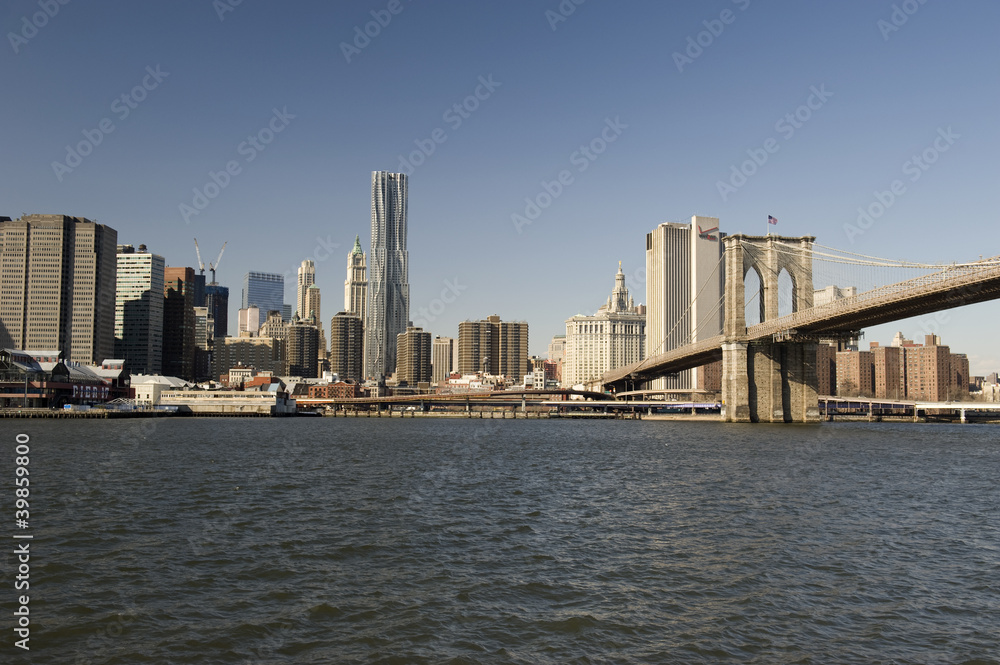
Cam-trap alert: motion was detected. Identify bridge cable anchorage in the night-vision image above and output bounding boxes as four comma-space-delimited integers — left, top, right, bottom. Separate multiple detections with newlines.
633, 253, 726, 372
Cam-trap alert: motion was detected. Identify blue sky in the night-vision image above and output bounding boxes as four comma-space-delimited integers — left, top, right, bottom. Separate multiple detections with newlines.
3, 0, 999, 373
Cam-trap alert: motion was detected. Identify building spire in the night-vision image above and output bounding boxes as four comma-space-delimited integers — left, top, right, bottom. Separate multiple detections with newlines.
351, 235, 363, 256
611, 263, 629, 312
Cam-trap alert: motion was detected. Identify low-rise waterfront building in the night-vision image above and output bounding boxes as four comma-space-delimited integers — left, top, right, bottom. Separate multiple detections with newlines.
0, 350, 131, 407
157, 386, 296, 416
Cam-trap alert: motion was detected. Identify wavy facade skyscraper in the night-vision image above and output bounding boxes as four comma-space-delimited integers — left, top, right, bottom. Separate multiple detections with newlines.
365, 171, 409, 380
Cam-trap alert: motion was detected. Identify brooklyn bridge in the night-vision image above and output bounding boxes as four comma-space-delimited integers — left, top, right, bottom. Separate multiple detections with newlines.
602, 234, 1000, 423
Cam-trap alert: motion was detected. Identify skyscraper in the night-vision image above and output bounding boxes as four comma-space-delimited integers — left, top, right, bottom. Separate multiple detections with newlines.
193, 306, 213, 381
296, 259, 315, 320
192, 273, 206, 308
396, 326, 432, 385
365, 171, 410, 380
305, 285, 321, 327
242, 271, 284, 330
458, 315, 529, 380
0, 214, 117, 364
285, 316, 319, 378
645, 216, 725, 390
329, 311, 364, 382
344, 235, 367, 325
305, 284, 325, 356
458, 316, 499, 375
205, 284, 229, 338
432, 336, 455, 383
163, 267, 197, 380
115, 244, 165, 374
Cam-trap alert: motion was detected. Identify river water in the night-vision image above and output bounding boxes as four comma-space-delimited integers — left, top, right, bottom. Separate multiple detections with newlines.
5, 418, 999, 664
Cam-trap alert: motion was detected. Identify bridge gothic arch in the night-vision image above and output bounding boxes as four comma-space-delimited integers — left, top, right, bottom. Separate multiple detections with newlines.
726, 234, 816, 335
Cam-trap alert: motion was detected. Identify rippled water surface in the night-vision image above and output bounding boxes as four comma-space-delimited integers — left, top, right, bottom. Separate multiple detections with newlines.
7, 418, 1000, 664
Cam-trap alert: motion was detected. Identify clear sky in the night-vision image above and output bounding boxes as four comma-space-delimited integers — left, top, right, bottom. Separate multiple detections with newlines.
3, 0, 999, 373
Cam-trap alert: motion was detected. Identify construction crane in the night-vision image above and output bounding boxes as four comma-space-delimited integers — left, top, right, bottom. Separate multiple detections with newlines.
193, 239, 206, 275
209, 241, 227, 284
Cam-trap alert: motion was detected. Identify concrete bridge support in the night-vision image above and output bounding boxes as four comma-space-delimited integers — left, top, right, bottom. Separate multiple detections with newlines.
723, 340, 819, 422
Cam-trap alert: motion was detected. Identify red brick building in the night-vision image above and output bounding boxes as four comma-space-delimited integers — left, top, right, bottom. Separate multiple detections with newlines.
308, 381, 363, 399
836, 349, 874, 397
816, 343, 837, 396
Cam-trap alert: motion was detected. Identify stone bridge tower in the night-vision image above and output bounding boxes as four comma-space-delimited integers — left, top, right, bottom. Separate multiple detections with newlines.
722, 234, 821, 423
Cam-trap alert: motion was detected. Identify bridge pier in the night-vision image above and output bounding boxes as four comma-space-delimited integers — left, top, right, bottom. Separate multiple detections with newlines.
726, 340, 819, 423
722, 342, 751, 422
724, 340, 819, 423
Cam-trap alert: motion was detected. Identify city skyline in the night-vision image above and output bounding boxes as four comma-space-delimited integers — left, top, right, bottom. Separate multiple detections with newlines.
3, 2, 999, 373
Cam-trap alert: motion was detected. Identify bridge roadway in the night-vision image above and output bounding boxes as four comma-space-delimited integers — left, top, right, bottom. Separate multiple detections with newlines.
604, 256, 1000, 388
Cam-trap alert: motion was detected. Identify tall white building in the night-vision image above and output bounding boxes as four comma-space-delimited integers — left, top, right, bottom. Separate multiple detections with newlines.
296, 259, 315, 322
238, 306, 260, 336
563, 264, 646, 388
115, 244, 165, 374
365, 171, 410, 380
432, 336, 455, 383
645, 216, 725, 391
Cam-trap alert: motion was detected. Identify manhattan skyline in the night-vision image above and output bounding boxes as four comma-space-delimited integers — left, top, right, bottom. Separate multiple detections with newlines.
3, 1, 999, 373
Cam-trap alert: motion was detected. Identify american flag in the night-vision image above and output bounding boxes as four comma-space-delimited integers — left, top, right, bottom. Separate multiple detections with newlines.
768, 215, 778, 225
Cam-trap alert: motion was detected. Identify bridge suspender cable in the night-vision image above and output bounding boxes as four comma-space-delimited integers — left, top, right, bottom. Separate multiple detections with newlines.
635, 253, 726, 372
768, 241, 1000, 270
